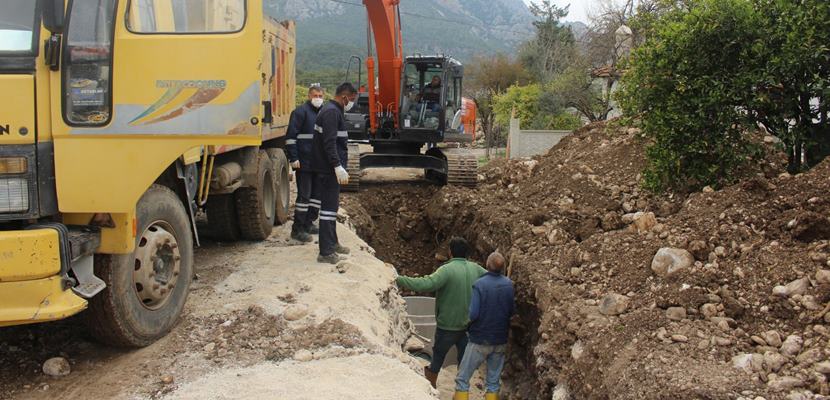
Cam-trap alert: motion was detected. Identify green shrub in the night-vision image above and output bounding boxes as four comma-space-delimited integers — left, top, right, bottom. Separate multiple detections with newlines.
619, 0, 764, 191
620, 0, 830, 191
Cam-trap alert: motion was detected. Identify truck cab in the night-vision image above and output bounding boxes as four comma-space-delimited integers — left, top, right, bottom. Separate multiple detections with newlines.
0, 0, 295, 347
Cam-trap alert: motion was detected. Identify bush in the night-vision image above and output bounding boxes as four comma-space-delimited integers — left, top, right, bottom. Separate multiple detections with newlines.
619, 0, 764, 191
620, 0, 830, 191
493, 84, 542, 128
545, 113, 583, 131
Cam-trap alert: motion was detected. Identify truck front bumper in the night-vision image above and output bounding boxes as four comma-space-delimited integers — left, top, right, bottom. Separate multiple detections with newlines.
0, 229, 88, 327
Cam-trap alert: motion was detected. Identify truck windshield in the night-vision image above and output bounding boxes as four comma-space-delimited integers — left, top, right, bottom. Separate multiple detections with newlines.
0, 0, 37, 53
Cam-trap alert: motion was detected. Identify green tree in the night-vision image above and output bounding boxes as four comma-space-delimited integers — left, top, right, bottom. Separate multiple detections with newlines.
466, 53, 531, 157
494, 84, 581, 131
545, 62, 616, 123
520, 1, 576, 81
494, 84, 542, 128
620, 0, 830, 191
750, 0, 830, 172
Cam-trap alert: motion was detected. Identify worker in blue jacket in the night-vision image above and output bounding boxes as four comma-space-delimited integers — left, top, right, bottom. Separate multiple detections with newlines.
454, 252, 515, 400
287, 85, 325, 242
310, 82, 355, 264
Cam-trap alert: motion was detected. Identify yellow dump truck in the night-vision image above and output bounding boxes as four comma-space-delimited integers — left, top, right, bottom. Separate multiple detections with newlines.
0, 0, 295, 346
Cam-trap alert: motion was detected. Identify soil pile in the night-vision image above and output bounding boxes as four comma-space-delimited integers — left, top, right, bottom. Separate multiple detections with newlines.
342, 184, 443, 278
346, 121, 830, 399
0, 224, 435, 400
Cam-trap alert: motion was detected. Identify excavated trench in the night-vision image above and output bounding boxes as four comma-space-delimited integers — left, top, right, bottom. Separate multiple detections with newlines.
341, 183, 546, 399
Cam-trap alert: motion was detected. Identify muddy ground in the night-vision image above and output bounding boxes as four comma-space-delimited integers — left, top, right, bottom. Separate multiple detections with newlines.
0, 219, 437, 400
5, 123, 829, 400
343, 122, 830, 400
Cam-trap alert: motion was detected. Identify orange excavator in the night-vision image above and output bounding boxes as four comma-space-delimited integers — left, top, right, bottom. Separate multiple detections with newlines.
342, 0, 478, 190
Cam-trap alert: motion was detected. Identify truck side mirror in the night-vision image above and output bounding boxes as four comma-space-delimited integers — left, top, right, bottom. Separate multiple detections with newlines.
42, 0, 65, 33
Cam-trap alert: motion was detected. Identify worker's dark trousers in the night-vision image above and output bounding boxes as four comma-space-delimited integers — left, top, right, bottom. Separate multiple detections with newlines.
292, 171, 319, 233
316, 173, 340, 256
430, 328, 468, 374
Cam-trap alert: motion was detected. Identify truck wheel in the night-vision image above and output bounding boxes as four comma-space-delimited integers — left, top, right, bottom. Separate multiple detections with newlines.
236, 151, 276, 240
206, 194, 241, 241
265, 148, 290, 225
85, 184, 194, 347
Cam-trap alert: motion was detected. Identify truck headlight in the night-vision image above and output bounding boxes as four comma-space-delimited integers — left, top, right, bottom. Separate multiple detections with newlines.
0, 157, 28, 175
0, 178, 29, 213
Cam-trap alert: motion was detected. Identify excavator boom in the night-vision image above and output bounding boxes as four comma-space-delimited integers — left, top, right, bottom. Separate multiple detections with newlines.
363, 0, 402, 131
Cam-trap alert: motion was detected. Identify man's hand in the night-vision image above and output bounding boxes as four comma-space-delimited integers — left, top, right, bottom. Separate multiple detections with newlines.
291, 160, 301, 170
335, 166, 349, 185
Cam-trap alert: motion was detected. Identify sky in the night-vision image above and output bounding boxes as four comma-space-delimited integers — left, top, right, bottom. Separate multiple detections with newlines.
524, 0, 594, 23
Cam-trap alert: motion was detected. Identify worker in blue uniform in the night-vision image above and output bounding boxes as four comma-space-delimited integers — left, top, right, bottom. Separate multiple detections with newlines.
310, 82, 356, 264
286, 85, 325, 242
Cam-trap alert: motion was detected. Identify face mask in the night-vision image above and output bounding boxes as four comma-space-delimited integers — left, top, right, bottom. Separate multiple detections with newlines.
344, 100, 355, 112
311, 98, 324, 108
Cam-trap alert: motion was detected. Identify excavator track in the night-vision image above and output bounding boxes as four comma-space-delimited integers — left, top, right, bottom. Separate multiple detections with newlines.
342, 143, 361, 192
443, 148, 478, 188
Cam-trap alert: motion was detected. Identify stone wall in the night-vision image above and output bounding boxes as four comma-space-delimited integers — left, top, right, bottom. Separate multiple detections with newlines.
508, 117, 572, 159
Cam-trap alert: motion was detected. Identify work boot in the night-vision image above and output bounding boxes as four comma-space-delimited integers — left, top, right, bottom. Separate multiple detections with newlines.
317, 253, 343, 265
307, 223, 319, 234
423, 366, 438, 389
291, 226, 312, 243
453, 392, 469, 400
334, 243, 350, 255
485, 393, 499, 400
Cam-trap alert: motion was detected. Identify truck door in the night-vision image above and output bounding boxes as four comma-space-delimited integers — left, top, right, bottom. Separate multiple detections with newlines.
65, 0, 263, 138
53, 0, 265, 214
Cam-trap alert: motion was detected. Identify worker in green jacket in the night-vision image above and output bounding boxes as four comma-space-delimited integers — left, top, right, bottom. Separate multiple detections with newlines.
396, 237, 486, 389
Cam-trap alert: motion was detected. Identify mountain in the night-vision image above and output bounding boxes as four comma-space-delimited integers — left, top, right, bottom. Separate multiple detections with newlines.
566, 21, 589, 40
265, 0, 535, 81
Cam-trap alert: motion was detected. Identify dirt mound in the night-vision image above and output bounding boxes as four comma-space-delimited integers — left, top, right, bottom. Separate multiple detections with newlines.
344, 120, 830, 399
185, 306, 367, 367
430, 124, 828, 398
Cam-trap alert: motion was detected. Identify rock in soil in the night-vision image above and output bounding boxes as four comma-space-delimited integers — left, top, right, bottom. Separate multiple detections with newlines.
651, 248, 694, 278
599, 293, 630, 316
42, 357, 70, 377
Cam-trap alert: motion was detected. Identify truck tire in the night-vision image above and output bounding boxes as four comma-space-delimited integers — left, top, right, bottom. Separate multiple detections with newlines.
85, 184, 194, 347
206, 194, 241, 241
235, 151, 276, 240
265, 148, 290, 225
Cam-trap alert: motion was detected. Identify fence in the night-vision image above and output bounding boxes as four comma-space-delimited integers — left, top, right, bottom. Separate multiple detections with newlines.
507, 116, 572, 159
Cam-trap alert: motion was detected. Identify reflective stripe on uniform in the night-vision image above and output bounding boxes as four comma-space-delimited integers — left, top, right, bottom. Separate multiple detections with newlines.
319, 210, 338, 216
337, 131, 348, 138
297, 134, 314, 140
319, 215, 337, 221
314, 125, 323, 133
286, 139, 297, 145
295, 203, 309, 208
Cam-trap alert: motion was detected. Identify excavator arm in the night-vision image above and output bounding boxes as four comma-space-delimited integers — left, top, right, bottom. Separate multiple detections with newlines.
363, 0, 403, 132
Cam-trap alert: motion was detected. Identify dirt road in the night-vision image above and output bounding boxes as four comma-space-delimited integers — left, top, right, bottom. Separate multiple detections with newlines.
0, 221, 438, 400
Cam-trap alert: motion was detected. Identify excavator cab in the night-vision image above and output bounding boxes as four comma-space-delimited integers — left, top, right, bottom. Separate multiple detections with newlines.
396, 56, 464, 142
